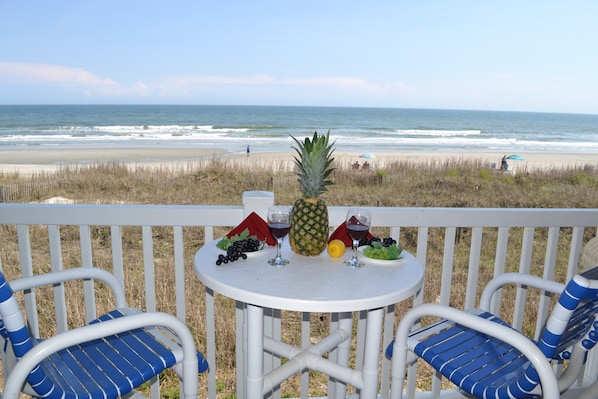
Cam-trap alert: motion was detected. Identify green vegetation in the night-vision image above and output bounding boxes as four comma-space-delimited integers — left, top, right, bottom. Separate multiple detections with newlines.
1, 157, 597, 397
2, 157, 597, 209
362, 242, 402, 260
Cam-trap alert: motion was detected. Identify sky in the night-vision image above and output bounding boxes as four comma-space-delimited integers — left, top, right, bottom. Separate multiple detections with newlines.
1, 1, 597, 114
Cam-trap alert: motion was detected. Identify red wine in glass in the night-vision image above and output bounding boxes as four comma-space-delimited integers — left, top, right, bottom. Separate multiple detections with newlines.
269, 223, 290, 239
347, 224, 369, 241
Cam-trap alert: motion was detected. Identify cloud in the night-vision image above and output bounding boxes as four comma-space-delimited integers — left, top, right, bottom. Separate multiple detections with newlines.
132, 81, 149, 96
161, 74, 276, 87
0, 62, 407, 105
0, 62, 116, 86
156, 74, 388, 95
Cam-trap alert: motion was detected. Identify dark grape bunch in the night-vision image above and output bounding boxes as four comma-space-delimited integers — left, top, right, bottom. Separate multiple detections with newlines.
359, 236, 397, 247
216, 237, 262, 265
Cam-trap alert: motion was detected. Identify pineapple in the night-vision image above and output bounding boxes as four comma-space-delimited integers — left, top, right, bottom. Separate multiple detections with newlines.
289, 131, 335, 256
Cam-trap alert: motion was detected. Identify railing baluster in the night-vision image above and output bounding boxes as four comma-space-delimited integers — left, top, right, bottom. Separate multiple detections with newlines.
415, 226, 428, 278
206, 288, 217, 399
569, 226, 585, 279
535, 226, 560, 339
205, 225, 214, 242
490, 227, 509, 314
174, 226, 186, 320
110, 225, 125, 286
145, 226, 159, 399
465, 227, 483, 309
439, 227, 456, 306
48, 224, 68, 333
17, 224, 39, 338
390, 226, 400, 243
142, 225, 156, 312
79, 225, 97, 322
404, 226, 429, 398
432, 229, 458, 399
512, 227, 535, 329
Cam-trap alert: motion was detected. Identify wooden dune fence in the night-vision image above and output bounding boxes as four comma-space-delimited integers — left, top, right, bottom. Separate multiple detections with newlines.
0, 181, 56, 203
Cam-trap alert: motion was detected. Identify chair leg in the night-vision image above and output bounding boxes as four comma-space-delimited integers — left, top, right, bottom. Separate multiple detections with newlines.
390, 341, 409, 399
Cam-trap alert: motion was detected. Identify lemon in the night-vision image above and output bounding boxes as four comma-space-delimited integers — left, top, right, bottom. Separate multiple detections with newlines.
327, 239, 346, 258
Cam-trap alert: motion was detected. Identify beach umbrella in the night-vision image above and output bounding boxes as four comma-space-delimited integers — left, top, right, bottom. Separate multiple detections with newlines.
506, 154, 524, 161
359, 152, 376, 159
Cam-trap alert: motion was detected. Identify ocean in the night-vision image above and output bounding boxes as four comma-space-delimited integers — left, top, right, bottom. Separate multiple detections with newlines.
0, 104, 597, 155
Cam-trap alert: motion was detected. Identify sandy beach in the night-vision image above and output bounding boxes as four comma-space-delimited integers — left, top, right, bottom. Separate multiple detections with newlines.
1, 147, 597, 175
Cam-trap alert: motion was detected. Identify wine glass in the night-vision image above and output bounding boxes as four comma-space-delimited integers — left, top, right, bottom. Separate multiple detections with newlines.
344, 208, 371, 268
267, 206, 291, 266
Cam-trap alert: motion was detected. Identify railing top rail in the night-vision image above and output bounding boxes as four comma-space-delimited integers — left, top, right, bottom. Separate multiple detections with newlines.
0, 204, 244, 226
1, 203, 598, 228
364, 207, 598, 228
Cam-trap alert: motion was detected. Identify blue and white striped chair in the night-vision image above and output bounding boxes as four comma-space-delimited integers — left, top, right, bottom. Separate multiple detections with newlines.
0, 267, 208, 399
387, 266, 598, 399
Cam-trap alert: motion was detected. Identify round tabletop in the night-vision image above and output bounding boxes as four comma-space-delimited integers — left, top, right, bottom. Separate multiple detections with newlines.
194, 240, 424, 313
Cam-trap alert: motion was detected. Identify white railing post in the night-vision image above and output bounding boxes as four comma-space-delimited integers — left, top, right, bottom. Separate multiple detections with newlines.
242, 191, 275, 219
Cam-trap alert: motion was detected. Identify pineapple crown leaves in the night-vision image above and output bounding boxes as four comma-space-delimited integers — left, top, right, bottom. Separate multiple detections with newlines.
290, 130, 336, 198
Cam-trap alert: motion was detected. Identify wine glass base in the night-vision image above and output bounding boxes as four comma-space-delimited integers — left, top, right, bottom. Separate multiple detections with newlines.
268, 257, 289, 267
344, 258, 364, 268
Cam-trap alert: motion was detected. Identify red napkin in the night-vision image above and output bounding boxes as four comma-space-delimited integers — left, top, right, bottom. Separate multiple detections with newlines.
226, 212, 276, 246
328, 217, 374, 247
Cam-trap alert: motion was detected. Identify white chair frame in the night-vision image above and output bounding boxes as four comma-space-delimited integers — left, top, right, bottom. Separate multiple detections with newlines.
1, 268, 202, 399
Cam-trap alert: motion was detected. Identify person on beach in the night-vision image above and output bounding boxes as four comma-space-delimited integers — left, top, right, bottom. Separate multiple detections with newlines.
501, 155, 508, 171
247, 145, 250, 157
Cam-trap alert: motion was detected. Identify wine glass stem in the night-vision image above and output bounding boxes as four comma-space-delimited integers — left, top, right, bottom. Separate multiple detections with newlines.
276, 238, 283, 259
352, 239, 359, 260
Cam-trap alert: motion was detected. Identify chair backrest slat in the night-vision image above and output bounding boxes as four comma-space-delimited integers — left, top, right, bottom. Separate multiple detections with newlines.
582, 266, 598, 280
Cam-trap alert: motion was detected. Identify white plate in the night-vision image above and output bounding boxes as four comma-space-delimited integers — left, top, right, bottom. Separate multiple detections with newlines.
217, 240, 270, 257
357, 246, 405, 266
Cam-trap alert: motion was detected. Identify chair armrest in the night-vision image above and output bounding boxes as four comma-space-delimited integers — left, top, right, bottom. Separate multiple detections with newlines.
479, 272, 565, 310
8, 268, 127, 308
3, 311, 199, 399
391, 303, 559, 399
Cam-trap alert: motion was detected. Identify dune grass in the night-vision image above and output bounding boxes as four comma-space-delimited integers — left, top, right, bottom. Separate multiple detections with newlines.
1, 157, 598, 397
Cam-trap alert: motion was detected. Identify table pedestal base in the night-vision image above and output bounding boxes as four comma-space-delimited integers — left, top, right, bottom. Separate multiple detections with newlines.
245, 304, 384, 399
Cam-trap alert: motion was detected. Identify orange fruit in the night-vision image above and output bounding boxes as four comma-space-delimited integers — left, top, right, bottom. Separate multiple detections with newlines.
327, 239, 346, 258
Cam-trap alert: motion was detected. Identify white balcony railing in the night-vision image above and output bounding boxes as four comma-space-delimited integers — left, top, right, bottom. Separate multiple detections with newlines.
0, 191, 597, 398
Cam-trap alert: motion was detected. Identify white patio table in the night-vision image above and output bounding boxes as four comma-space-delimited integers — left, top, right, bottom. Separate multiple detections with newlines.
194, 239, 423, 399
